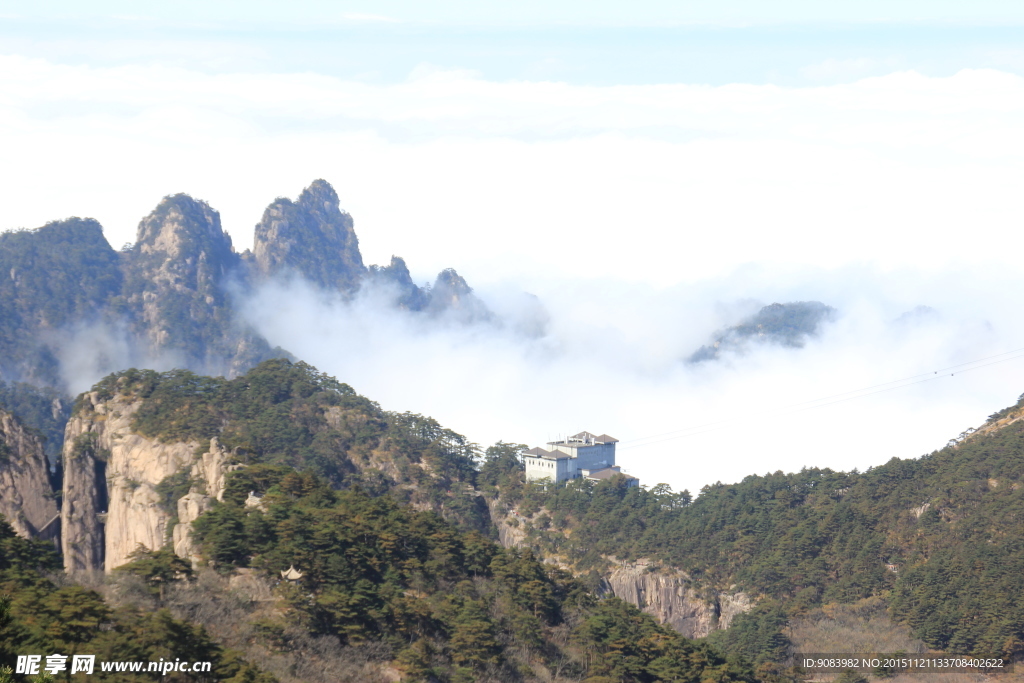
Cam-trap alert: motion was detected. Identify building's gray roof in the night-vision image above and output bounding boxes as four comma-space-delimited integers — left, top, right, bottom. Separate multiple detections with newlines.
525, 447, 572, 460
584, 466, 636, 481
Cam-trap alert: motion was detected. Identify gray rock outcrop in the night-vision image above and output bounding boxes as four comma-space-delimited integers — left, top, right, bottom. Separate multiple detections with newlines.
61, 427, 106, 572
121, 194, 275, 377
367, 256, 429, 310
487, 501, 751, 639
253, 179, 366, 292
604, 560, 751, 638
172, 438, 234, 565
0, 408, 59, 539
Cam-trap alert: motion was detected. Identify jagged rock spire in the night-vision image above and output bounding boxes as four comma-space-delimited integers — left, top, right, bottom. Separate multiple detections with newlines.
253, 179, 366, 292
136, 194, 235, 266
368, 255, 429, 310
123, 193, 273, 375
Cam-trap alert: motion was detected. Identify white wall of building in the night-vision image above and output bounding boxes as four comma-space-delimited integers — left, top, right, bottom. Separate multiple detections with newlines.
524, 455, 578, 482
551, 443, 615, 470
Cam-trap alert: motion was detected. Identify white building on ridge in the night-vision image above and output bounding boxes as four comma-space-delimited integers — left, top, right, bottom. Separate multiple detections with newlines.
523, 431, 638, 487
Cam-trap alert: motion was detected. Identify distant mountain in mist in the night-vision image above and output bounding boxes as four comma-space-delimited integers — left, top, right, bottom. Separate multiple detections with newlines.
688, 301, 836, 363
0, 179, 486, 392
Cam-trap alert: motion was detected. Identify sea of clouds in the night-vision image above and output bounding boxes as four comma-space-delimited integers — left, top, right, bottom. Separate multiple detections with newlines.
5, 55, 1024, 492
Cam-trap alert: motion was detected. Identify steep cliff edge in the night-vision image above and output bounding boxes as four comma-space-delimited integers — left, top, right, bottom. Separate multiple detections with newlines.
61, 391, 232, 572
171, 437, 233, 564
486, 498, 751, 638
0, 408, 59, 539
603, 561, 751, 639
61, 425, 105, 572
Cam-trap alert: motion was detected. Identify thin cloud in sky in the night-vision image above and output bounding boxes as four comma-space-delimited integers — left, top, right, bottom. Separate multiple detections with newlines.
1, 56, 1023, 280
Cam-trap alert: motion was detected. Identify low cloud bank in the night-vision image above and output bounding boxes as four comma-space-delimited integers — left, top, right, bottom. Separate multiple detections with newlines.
236, 263, 1024, 495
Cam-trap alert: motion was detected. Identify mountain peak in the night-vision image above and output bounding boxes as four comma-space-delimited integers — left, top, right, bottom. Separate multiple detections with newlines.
253, 180, 366, 292
136, 193, 234, 261
297, 178, 340, 212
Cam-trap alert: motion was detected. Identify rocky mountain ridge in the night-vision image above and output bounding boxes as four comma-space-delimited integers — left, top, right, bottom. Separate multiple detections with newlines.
688, 301, 836, 363
0, 179, 486, 391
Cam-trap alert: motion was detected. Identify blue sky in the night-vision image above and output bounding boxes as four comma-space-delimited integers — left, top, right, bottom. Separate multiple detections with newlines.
7, 0, 1024, 25
3, 1, 1024, 85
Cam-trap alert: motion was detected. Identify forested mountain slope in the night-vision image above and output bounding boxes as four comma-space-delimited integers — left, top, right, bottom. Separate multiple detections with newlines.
0, 218, 123, 387
492, 395, 1024, 664
4, 360, 757, 683
5, 352, 1024, 680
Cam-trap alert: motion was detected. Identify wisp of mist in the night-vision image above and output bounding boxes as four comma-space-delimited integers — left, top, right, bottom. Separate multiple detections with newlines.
237, 263, 1024, 496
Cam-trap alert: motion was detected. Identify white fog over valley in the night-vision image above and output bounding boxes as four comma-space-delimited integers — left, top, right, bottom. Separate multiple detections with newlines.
5, 11, 1024, 494
234, 264, 1024, 495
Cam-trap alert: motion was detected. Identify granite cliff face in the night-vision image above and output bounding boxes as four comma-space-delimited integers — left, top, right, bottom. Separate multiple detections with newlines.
604, 561, 751, 639
488, 498, 529, 549
0, 408, 59, 539
171, 438, 233, 564
60, 392, 234, 572
61, 425, 106, 572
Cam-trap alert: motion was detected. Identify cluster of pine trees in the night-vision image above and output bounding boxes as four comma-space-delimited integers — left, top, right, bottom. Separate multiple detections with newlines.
0, 517, 272, 682
187, 467, 753, 681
